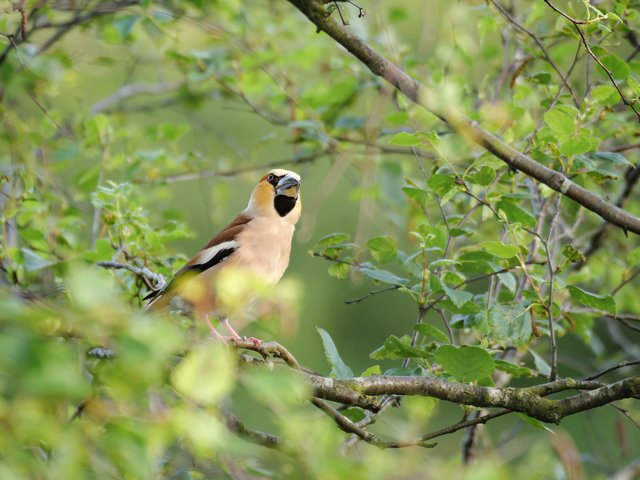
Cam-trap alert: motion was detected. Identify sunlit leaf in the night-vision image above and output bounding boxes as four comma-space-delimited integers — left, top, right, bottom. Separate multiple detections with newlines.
495, 360, 536, 378
434, 345, 495, 383
483, 304, 531, 346
496, 201, 537, 228
370, 335, 431, 360
543, 105, 578, 141
389, 132, 420, 146
367, 236, 397, 263
567, 285, 616, 314
481, 241, 519, 259
441, 282, 473, 308
414, 323, 450, 343
360, 267, 408, 285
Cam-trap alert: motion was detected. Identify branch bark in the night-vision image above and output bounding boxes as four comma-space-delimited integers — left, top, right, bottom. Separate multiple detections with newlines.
306, 374, 640, 424
233, 340, 640, 426
283, 0, 640, 235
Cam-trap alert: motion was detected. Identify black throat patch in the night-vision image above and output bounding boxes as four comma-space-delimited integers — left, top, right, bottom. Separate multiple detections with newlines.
274, 195, 297, 217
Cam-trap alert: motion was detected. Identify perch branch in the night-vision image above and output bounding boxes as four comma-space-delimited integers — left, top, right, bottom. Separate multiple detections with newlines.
231, 339, 640, 427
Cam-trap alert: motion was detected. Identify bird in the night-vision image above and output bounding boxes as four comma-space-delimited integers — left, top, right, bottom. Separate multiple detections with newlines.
143, 169, 302, 343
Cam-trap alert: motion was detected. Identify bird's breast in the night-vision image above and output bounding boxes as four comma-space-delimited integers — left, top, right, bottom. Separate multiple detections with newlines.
234, 217, 295, 284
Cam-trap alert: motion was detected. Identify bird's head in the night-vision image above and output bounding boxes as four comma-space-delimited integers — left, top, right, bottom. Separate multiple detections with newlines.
247, 169, 302, 223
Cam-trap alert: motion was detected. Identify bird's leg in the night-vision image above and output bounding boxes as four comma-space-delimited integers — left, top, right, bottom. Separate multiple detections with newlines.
204, 314, 226, 341
222, 317, 262, 348
221, 317, 241, 339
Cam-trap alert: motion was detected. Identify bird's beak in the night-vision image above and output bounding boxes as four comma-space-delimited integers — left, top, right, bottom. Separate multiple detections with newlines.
275, 174, 300, 197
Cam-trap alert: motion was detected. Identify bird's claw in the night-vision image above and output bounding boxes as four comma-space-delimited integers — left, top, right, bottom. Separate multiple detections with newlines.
244, 336, 262, 348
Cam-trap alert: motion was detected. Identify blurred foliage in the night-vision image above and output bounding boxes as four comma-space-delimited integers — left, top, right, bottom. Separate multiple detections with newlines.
1, 0, 640, 478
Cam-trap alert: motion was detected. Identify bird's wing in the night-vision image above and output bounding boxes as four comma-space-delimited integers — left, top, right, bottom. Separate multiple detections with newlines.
144, 213, 252, 302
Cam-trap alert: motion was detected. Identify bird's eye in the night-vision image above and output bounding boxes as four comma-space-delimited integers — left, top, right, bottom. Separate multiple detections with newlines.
267, 174, 276, 184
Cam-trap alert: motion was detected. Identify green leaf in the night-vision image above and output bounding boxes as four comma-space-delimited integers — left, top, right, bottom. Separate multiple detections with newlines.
367, 236, 398, 263
517, 413, 553, 432
417, 224, 447, 251
449, 227, 473, 237
561, 244, 586, 263
498, 272, 517, 293
341, 407, 366, 422
567, 285, 616, 314
402, 186, 430, 204
543, 105, 577, 141
360, 267, 408, 285
370, 335, 431, 360
427, 174, 456, 197
559, 135, 600, 157
384, 111, 409, 125
496, 201, 537, 228
313, 232, 352, 258
328, 262, 351, 279
590, 151, 634, 167
361, 365, 382, 376
628, 75, 640, 96
527, 72, 552, 84
590, 84, 619, 105
628, 246, 640, 266
434, 345, 495, 383
441, 282, 473, 308
601, 54, 630, 80
317, 328, 354, 379
315, 232, 350, 248
389, 132, 420, 146
481, 241, 519, 259
172, 344, 235, 405
83, 238, 116, 262
483, 304, 531, 345
530, 350, 551, 376
494, 360, 535, 378
414, 323, 450, 343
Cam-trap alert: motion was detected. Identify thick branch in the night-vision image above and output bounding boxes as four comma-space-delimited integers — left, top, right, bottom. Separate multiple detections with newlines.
284, 0, 640, 235
233, 340, 640, 426
307, 374, 640, 424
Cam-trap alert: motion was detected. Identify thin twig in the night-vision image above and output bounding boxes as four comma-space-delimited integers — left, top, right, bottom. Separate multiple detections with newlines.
221, 410, 284, 450
545, 195, 562, 381
97, 261, 165, 290
611, 268, 640, 296
148, 151, 331, 184
345, 285, 400, 304
582, 360, 640, 381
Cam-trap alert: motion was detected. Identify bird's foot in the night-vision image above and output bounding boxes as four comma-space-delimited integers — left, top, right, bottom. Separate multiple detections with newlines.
244, 336, 262, 348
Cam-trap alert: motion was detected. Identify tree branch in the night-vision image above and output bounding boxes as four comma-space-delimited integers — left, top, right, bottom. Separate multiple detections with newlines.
307, 374, 639, 424
232, 339, 640, 427
283, 0, 640, 235
97, 260, 166, 291
221, 410, 283, 450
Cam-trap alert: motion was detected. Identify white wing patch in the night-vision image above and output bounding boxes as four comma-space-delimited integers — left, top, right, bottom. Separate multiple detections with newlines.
193, 240, 239, 266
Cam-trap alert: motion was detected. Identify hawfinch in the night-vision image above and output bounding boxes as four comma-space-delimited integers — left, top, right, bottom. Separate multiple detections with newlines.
144, 169, 302, 341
